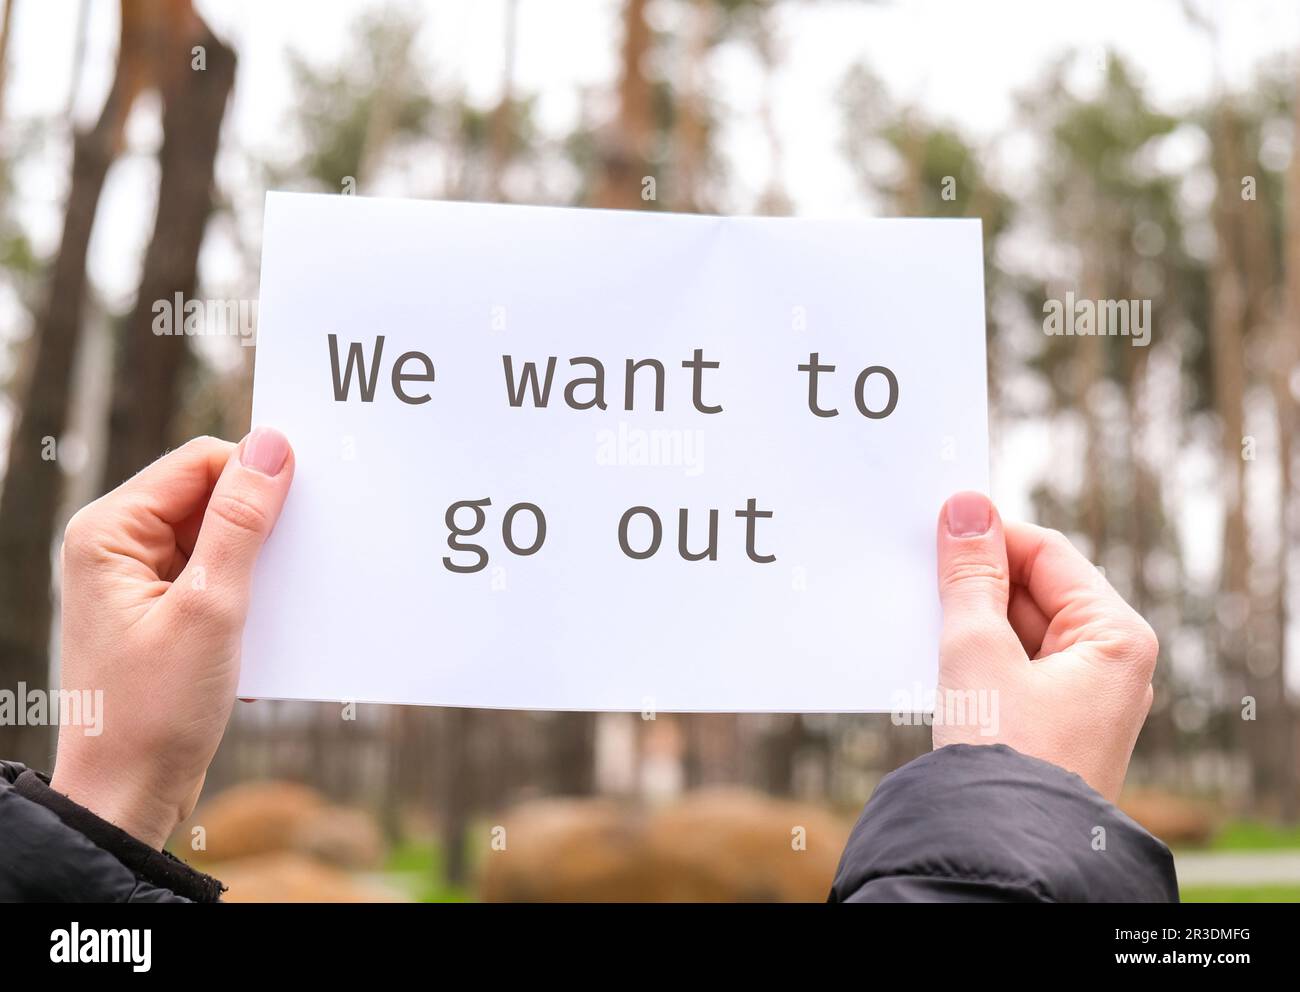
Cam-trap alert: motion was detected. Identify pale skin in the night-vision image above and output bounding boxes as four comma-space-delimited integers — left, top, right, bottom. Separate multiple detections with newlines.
933, 490, 1158, 802
52, 429, 294, 849
51, 436, 1154, 850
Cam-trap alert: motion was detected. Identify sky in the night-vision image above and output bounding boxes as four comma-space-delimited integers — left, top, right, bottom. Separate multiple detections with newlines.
6, 0, 1300, 253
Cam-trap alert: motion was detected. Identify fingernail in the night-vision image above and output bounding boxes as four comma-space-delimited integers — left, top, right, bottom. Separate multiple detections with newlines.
240, 426, 289, 477
946, 491, 992, 537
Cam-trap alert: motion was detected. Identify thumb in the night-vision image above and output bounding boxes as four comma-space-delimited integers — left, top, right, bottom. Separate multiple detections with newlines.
175, 427, 294, 623
936, 491, 1018, 674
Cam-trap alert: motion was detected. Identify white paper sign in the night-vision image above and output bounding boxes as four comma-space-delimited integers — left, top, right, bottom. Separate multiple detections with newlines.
240, 192, 988, 712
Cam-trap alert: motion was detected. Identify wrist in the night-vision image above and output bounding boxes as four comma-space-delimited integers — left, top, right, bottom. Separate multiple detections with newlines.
50, 757, 181, 850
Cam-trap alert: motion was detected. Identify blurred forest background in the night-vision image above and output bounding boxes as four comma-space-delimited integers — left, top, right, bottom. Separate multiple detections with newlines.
1, 0, 1299, 901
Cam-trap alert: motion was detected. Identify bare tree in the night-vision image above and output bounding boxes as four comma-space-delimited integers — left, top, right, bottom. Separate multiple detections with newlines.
1268, 69, 1300, 822
100, 5, 236, 490
0, 0, 15, 115
0, 1, 155, 767
590, 0, 654, 211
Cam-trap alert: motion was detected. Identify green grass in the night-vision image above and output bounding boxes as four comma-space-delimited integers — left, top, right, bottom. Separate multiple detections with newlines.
384, 839, 474, 903
386, 821, 1300, 904
1206, 820, 1300, 852
1172, 819, 1300, 901
385, 839, 441, 874
1180, 884, 1300, 903
387, 834, 1300, 903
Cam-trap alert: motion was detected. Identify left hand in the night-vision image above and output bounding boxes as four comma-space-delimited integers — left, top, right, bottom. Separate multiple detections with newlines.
932, 491, 1158, 802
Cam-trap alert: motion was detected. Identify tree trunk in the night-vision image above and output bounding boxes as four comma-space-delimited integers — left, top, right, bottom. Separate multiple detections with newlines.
100, 15, 236, 491
0, 2, 152, 768
486, 0, 519, 201
1271, 74, 1300, 822
670, 0, 712, 212
439, 708, 472, 887
590, 0, 653, 211
1208, 101, 1261, 808
0, 0, 15, 115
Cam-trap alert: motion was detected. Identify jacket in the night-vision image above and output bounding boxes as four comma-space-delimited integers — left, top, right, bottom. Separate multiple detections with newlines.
0, 760, 222, 902
829, 744, 1178, 901
1, 744, 1177, 902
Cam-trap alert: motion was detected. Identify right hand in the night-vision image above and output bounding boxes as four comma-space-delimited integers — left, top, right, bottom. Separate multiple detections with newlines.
931, 490, 1158, 802
51, 430, 294, 848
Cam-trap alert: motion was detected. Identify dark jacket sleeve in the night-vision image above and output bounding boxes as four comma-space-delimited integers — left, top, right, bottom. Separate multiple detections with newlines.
829, 744, 1179, 903
0, 761, 224, 903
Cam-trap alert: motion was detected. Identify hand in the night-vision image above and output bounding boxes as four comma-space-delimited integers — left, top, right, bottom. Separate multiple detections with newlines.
51, 429, 294, 848
932, 491, 1158, 802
